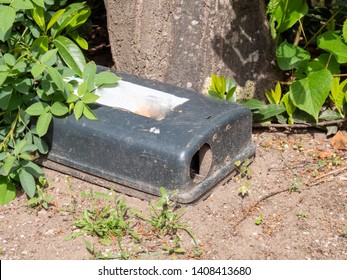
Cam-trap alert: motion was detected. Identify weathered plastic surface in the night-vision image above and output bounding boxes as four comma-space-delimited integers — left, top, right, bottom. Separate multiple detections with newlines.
45, 70, 255, 203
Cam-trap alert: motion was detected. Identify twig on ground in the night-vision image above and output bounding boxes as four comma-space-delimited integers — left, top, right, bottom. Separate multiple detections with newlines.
309, 166, 347, 186
231, 189, 288, 231
252, 118, 347, 129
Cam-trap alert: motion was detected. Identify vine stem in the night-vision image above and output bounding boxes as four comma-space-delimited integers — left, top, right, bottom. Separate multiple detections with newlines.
252, 118, 347, 129
303, 8, 342, 49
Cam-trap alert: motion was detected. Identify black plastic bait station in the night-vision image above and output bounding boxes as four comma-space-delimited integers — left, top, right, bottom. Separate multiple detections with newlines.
43, 70, 255, 203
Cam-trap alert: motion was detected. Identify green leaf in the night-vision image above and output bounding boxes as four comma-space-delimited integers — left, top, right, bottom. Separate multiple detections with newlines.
40, 49, 58, 66
14, 138, 29, 156
274, 0, 308, 33
31, 0, 44, 8
46, 9, 65, 33
81, 92, 99, 104
66, 6, 91, 32
11, 0, 33, 9
319, 109, 342, 121
0, 176, 16, 205
289, 69, 333, 122
22, 161, 44, 178
317, 31, 347, 64
82, 62, 97, 90
2, 156, 16, 176
46, 66, 64, 91
307, 54, 340, 75
32, 4, 46, 32
14, 78, 33, 94
69, 30, 88, 50
31, 63, 46, 78
0, 85, 12, 110
0, 5, 16, 42
276, 41, 310, 70
31, 36, 49, 54
343, 18, 347, 44
36, 112, 52, 137
281, 92, 296, 124
94, 71, 120, 87
53, 35, 86, 77
26, 102, 50, 116
4, 53, 15, 66
50, 101, 69, 116
74, 100, 84, 120
210, 74, 226, 98
19, 168, 36, 198
265, 82, 282, 104
33, 135, 48, 154
83, 104, 98, 120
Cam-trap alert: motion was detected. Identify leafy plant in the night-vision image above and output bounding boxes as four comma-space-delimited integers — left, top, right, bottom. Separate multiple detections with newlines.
27, 176, 53, 209
132, 187, 201, 255
296, 210, 308, 219
255, 214, 264, 225
66, 190, 138, 246
288, 177, 302, 193
210, 1, 347, 132
208, 74, 237, 102
238, 181, 250, 198
0, 1, 120, 204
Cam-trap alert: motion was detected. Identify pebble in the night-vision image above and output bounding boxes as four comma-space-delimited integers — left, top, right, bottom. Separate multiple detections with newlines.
21, 250, 28, 255
44, 229, 55, 235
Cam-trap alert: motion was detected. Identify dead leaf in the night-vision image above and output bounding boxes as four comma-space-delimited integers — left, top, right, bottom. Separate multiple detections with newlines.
329, 131, 347, 150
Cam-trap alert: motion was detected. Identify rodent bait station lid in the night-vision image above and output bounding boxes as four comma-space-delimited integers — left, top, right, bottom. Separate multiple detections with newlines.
43, 71, 256, 203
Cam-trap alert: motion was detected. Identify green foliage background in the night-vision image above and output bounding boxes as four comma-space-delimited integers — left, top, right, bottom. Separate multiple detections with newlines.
0, 0, 119, 204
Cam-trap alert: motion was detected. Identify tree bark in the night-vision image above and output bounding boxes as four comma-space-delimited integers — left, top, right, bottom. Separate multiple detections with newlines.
104, 0, 280, 98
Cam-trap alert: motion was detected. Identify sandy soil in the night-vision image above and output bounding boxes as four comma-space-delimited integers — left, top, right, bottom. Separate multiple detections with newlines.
1, 129, 346, 260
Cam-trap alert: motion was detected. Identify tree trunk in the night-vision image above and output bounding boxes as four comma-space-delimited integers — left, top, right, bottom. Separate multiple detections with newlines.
104, 0, 280, 98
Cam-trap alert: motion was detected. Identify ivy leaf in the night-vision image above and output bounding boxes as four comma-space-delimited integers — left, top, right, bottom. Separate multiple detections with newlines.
53, 35, 86, 77
19, 168, 36, 198
36, 112, 53, 137
0, 6, 16, 41
289, 69, 332, 122
317, 31, 347, 64
0, 176, 16, 205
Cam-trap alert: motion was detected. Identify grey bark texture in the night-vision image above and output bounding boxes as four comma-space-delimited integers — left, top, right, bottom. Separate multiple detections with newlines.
104, 0, 280, 98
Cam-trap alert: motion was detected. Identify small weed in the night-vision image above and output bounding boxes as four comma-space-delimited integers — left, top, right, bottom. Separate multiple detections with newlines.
255, 214, 264, 225
296, 211, 308, 219
238, 181, 250, 197
132, 187, 201, 256
27, 177, 53, 210
288, 178, 302, 193
66, 190, 138, 246
234, 158, 252, 179
162, 235, 185, 255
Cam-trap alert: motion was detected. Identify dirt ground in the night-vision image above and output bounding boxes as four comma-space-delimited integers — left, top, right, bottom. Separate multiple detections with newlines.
1, 129, 346, 260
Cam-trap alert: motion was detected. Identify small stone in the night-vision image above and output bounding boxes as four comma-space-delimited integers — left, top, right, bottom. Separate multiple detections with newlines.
44, 229, 55, 235
21, 250, 28, 255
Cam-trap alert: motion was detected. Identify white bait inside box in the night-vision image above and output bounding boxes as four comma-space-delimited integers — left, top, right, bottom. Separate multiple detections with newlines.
44, 70, 255, 203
